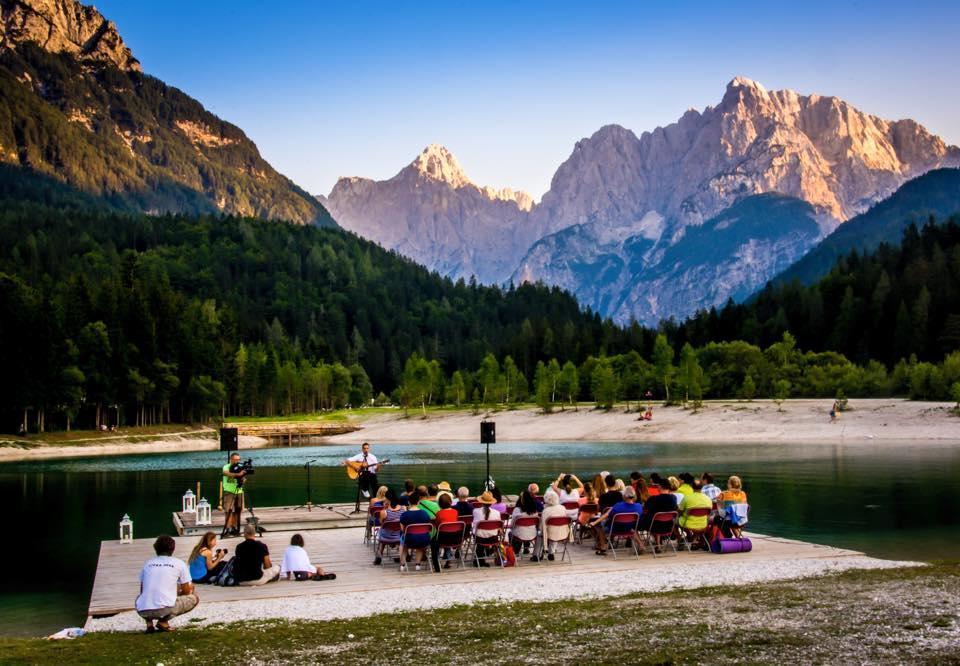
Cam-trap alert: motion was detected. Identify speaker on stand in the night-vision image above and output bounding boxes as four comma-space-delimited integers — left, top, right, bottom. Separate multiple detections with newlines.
220, 427, 238, 452
480, 420, 496, 490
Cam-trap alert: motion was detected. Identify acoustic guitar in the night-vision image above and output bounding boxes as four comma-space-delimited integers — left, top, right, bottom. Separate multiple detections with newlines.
345, 458, 390, 480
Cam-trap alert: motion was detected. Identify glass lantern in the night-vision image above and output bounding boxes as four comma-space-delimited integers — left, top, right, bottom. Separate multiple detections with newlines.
196, 497, 212, 526
182, 489, 196, 514
119, 514, 133, 543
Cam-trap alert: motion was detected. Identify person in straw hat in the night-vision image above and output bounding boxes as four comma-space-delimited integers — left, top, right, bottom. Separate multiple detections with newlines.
471, 490, 501, 567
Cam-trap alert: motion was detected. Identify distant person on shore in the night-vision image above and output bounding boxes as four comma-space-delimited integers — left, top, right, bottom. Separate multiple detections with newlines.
135, 535, 199, 633
830, 401, 839, 422
188, 532, 226, 584
281, 534, 335, 581
234, 524, 280, 586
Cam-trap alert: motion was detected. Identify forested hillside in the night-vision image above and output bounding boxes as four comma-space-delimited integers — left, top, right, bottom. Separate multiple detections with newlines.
672, 218, 960, 366
0, 167, 642, 431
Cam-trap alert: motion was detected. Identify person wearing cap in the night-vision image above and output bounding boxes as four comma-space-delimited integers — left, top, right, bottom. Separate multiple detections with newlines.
436, 481, 454, 503
472, 491, 501, 567
234, 524, 280, 586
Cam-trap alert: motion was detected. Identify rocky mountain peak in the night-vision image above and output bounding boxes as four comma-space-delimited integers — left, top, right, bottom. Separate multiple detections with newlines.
407, 143, 472, 188
0, 0, 140, 71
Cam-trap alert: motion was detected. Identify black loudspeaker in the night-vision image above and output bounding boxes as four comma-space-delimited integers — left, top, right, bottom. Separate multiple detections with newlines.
480, 421, 496, 444
220, 427, 238, 452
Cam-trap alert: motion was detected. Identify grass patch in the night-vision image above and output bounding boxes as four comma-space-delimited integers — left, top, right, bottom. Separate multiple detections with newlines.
0, 425, 213, 447
2, 562, 958, 664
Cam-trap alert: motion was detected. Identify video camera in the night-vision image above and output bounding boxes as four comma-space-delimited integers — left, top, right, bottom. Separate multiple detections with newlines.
231, 458, 255, 486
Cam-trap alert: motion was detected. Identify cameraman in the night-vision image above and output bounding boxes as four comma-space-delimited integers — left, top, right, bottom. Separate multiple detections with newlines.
221, 452, 247, 536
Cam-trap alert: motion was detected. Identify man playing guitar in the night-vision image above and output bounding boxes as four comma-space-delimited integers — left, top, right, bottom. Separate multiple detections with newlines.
342, 442, 386, 498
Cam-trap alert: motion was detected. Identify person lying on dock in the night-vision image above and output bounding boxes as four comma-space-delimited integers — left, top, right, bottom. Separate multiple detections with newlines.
188, 532, 227, 584
135, 535, 199, 633
280, 534, 336, 581
234, 524, 281, 586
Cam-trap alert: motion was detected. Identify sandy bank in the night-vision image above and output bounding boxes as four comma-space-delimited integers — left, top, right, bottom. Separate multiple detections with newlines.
0, 434, 268, 463
328, 399, 958, 445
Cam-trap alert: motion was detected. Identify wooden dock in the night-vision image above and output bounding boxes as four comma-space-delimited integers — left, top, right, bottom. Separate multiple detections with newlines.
87, 526, 866, 620
226, 421, 362, 446
173, 502, 366, 536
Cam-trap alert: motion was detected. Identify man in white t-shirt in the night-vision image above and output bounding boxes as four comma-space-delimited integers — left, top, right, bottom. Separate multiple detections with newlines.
135, 535, 199, 633
342, 442, 380, 498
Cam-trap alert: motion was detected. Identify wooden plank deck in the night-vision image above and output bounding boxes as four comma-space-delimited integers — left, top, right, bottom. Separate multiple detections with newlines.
88, 526, 865, 618
174, 503, 366, 536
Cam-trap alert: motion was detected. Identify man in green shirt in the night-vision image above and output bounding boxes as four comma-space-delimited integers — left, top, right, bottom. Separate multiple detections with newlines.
418, 483, 440, 518
221, 452, 247, 536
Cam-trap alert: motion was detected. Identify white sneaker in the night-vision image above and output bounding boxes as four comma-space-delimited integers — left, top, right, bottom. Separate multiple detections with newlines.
399, 564, 407, 572
415, 564, 421, 571
361, 490, 370, 498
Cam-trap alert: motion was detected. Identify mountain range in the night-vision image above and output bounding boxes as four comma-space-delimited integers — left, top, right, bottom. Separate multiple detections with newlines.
3, 0, 960, 327
325, 77, 959, 324
0, 0, 336, 226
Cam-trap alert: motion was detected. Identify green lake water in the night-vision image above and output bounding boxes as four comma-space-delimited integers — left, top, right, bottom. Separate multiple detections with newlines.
1, 440, 958, 637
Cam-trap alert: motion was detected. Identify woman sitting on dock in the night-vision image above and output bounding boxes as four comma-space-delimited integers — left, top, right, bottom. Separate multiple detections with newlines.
188, 532, 227, 584
280, 534, 336, 581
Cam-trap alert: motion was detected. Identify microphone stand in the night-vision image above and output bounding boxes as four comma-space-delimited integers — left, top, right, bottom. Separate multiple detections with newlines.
294, 459, 318, 511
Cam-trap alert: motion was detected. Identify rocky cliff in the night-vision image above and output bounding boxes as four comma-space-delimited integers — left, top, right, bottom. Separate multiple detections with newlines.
1, 0, 138, 71
513, 77, 959, 323
321, 144, 534, 283
0, 0, 336, 226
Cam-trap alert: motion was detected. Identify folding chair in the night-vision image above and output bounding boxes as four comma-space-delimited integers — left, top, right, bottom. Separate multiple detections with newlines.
375, 519, 402, 566
509, 516, 541, 563
364, 503, 384, 546
471, 520, 503, 567
606, 512, 642, 560
544, 516, 573, 564
679, 507, 712, 551
720, 503, 750, 538
561, 500, 581, 514
399, 523, 433, 572
574, 502, 599, 544
436, 521, 468, 571
645, 511, 678, 557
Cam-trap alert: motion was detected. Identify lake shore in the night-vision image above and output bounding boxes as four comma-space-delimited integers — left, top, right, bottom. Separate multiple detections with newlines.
0, 399, 955, 463
328, 398, 958, 446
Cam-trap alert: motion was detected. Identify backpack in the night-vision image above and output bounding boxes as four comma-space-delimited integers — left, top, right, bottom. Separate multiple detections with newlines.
213, 556, 238, 586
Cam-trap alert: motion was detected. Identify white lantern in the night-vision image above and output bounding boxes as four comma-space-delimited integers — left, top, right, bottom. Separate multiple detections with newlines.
119, 514, 133, 543
196, 497, 212, 526
182, 489, 196, 514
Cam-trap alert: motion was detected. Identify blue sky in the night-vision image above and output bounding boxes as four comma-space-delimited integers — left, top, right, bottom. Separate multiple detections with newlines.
97, 1, 960, 200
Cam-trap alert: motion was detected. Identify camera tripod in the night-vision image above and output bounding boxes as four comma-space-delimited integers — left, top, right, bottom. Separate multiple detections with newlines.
221, 486, 264, 538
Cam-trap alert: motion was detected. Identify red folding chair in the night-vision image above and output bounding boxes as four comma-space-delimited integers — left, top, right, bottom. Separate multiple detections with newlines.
574, 503, 599, 544
544, 516, 573, 564
606, 512, 642, 560
399, 523, 433, 572
436, 521, 468, 571
364, 503, 384, 546
471, 519, 503, 567
562, 500, 581, 513
679, 507, 713, 551
645, 511, 678, 557
510, 516, 541, 564
375, 519, 402, 566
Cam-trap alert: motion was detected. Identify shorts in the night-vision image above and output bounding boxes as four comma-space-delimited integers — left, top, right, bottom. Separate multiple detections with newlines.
223, 492, 243, 512
137, 594, 199, 621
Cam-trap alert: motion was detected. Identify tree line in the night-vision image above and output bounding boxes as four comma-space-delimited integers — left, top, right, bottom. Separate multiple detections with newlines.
1, 169, 958, 433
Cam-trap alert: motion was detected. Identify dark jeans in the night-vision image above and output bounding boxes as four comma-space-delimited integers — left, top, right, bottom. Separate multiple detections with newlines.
359, 471, 379, 494
194, 560, 226, 584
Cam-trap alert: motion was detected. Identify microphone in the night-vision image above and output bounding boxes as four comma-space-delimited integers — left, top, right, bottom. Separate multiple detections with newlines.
304, 459, 318, 468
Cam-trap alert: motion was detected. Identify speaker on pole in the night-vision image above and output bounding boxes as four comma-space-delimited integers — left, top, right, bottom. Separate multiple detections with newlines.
480, 420, 496, 444
219, 427, 238, 452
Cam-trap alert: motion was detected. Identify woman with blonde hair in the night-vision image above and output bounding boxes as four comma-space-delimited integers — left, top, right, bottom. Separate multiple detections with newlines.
668, 476, 685, 507
370, 485, 388, 507
188, 531, 226, 583
719, 476, 748, 506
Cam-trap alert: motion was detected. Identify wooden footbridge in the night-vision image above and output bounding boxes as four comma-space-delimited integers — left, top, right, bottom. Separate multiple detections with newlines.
225, 421, 362, 446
